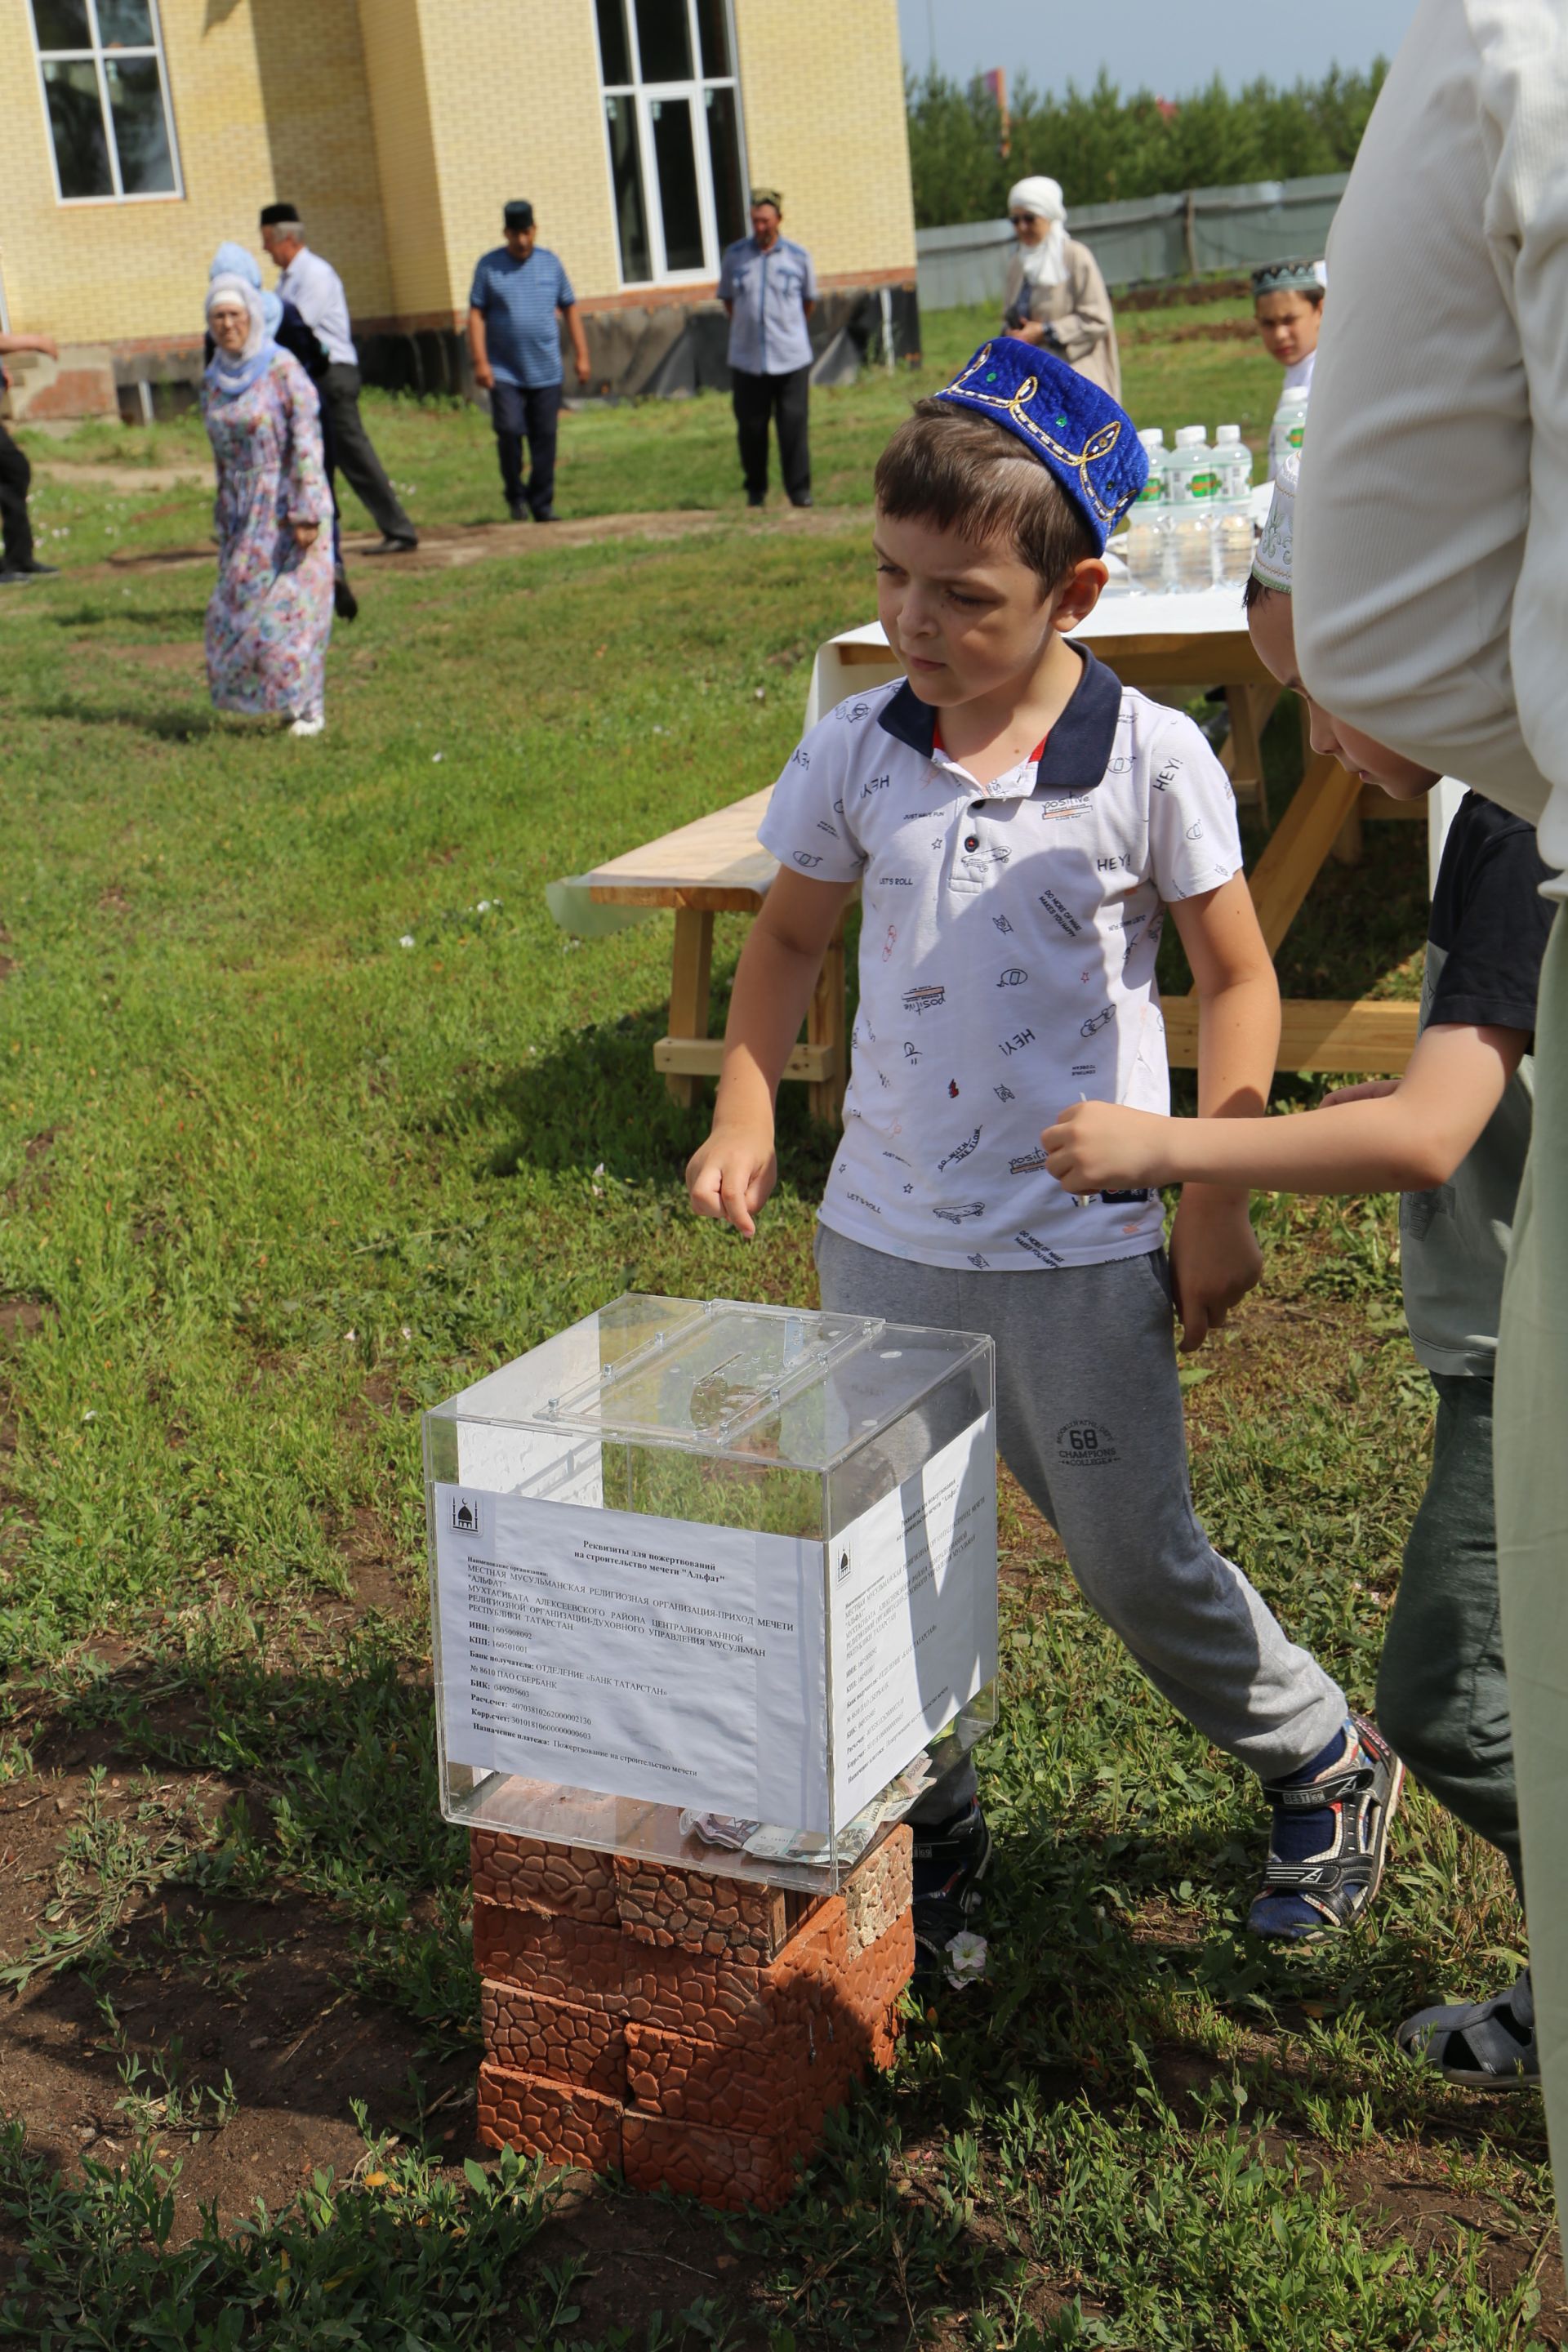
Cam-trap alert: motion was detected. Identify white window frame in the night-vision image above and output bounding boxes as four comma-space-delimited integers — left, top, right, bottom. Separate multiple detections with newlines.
29, 0, 184, 207
594, 0, 749, 289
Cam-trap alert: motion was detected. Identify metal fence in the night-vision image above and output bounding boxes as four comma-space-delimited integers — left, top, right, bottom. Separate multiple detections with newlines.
915, 171, 1348, 311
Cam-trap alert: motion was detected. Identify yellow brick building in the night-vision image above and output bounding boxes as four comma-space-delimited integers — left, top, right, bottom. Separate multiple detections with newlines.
0, 0, 918, 414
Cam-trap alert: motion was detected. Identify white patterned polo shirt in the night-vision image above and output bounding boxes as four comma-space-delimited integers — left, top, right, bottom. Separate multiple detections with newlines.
757, 645, 1244, 1271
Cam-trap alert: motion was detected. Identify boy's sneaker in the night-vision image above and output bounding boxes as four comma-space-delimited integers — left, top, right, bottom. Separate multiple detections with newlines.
1396, 1969, 1539, 2088
1248, 1714, 1403, 1941
911, 1797, 992, 1980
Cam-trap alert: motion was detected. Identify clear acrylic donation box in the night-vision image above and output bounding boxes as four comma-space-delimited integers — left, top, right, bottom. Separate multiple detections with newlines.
425, 1294, 999, 1893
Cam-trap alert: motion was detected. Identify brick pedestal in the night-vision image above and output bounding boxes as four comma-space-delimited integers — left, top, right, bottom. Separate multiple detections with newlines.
472, 1826, 914, 2212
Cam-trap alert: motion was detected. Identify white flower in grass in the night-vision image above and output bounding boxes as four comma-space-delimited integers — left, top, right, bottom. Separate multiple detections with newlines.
399, 935, 415, 949
431, 752, 443, 764
943, 1931, 987, 1989
400, 1325, 413, 1340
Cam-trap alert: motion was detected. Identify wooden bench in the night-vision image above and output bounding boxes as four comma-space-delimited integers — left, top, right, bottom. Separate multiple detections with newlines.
582, 607, 1429, 1124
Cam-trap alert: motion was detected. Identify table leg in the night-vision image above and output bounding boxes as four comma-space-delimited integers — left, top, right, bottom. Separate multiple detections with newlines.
1223, 684, 1276, 824
1330, 802, 1365, 865
1245, 753, 1365, 954
808, 913, 846, 1128
666, 907, 715, 1110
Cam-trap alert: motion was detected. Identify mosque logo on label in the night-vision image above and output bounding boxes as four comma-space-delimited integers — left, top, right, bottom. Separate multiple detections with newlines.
449, 1493, 483, 1536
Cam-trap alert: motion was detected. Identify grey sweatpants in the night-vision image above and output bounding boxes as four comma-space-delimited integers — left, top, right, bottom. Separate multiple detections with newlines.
815, 1227, 1348, 1813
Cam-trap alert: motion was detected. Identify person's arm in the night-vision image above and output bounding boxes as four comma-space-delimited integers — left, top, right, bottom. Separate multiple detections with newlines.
561, 301, 590, 388
1162, 872, 1280, 1349
686, 871, 856, 1236
800, 248, 817, 322
1042, 1018, 1526, 1196
1036, 244, 1115, 366
1292, 0, 1558, 826
0, 332, 58, 359
466, 304, 493, 391
277, 356, 328, 542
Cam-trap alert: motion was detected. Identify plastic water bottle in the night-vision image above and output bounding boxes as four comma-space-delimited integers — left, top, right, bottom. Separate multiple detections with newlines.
1167, 425, 1218, 593
1125, 428, 1170, 595
1268, 393, 1308, 481
1213, 423, 1254, 589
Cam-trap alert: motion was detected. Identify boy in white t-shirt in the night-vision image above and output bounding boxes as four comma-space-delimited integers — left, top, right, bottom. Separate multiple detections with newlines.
686, 339, 1401, 1974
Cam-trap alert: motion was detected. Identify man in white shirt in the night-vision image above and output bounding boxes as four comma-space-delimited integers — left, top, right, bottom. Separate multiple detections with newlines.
260, 203, 416, 555
1292, 0, 1568, 2219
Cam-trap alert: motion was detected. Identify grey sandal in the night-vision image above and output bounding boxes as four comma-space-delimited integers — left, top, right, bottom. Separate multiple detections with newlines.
1396, 1969, 1539, 2088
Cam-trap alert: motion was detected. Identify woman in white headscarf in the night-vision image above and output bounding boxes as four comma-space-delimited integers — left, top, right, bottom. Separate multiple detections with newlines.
200, 273, 333, 736
1000, 175, 1121, 401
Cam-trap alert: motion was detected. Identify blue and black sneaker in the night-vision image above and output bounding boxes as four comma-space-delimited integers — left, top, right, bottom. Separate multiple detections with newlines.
1248, 1714, 1403, 1940
911, 1797, 992, 1980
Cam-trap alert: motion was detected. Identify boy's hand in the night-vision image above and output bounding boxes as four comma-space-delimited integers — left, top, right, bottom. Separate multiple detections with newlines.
686, 1119, 777, 1240
1041, 1100, 1177, 1192
1168, 1192, 1261, 1352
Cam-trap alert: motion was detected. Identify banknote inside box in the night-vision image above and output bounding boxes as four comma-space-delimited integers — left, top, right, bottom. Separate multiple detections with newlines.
425, 1294, 999, 1891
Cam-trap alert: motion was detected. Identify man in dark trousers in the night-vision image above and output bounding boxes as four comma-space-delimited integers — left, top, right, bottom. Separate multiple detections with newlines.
260, 203, 417, 554
467, 200, 590, 522
0, 331, 61, 583
718, 189, 817, 509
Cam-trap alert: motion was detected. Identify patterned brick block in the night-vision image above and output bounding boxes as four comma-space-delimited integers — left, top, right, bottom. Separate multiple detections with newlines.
481, 1980, 626, 2097
472, 1899, 626, 2009
477, 2062, 623, 2174
840, 1910, 915, 2072
624, 2001, 852, 2140
470, 1831, 618, 1925
844, 1828, 913, 1959
624, 1894, 850, 2038
622, 2111, 800, 2214
612, 1858, 797, 1958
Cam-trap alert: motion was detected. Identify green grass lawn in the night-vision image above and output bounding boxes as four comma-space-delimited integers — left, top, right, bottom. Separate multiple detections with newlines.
0, 302, 1557, 2350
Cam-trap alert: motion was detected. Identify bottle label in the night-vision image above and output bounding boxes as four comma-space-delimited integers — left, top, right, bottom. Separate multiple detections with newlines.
1136, 477, 1164, 504
1187, 470, 1219, 501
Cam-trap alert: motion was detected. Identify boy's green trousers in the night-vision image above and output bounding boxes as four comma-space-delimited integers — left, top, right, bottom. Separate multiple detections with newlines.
1377, 1372, 1520, 1886
1497, 904, 1568, 2247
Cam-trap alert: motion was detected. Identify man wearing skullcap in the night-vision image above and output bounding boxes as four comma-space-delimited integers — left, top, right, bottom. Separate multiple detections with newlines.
717, 189, 817, 508
1292, 0, 1568, 2234
260, 203, 416, 556
1000, 176, 1120, 400
467, 201, 590, 523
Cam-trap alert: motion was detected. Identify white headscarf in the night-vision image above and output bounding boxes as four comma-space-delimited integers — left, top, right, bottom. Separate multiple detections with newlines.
204, 274, 275, 399
1008, 175, 1069, 289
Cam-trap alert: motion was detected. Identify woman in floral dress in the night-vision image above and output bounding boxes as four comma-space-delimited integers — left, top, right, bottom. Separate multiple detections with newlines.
201, 275, 333, 736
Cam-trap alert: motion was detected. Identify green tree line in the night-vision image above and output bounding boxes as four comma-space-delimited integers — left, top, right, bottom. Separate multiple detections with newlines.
906, 63, 1388, 228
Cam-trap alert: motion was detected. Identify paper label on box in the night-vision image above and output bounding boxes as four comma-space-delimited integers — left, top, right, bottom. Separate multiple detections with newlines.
434, 1486, 827, 1827
827, 1414, 998, 1822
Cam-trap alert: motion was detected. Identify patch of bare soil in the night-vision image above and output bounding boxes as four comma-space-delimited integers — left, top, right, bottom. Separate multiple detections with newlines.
34, 460, 212, 493
84, 505, 872, 581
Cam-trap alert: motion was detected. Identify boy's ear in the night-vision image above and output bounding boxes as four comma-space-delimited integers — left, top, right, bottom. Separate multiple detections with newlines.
1049, 557, 1108, 634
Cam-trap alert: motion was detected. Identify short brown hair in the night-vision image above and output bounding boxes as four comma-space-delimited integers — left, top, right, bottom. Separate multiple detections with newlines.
874, 399, 1098, 595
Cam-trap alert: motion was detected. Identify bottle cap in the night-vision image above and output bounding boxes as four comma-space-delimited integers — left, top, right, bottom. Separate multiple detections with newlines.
1138, 428, 1165, 450
1216, 423, 1241, 442
1174, 425, 1205, 447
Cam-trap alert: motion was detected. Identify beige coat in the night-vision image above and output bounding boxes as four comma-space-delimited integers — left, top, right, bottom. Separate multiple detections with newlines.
1002, 235, 1121, 402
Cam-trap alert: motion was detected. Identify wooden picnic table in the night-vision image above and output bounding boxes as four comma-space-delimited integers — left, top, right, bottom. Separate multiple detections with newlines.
583, 586, 1429, 1122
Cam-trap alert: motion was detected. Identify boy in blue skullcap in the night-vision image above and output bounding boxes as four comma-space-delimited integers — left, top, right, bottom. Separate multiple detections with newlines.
688, 341, 1400, 1976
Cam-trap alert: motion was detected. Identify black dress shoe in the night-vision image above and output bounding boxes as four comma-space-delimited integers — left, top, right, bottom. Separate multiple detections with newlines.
10, 559, 60, 577
506, 498, 529, 521
532, 508, 558, 523
789, 493, 814, 508
333, 568, 359, 621
367, 534, 417, 555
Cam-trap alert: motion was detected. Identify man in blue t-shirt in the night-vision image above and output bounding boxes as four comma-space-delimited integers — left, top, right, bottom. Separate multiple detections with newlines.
717, 188, 817, 509
467, 200, 591, 523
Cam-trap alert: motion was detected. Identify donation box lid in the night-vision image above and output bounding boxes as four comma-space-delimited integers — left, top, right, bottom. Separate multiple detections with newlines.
428, 1292, 990, 1468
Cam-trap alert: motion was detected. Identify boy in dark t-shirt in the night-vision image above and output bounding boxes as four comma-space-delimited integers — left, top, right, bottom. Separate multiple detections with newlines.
1043, 457, 1552, 2084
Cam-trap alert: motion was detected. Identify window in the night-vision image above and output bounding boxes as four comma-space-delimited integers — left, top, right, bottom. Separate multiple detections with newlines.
595, 0, 746, 286
30, 0, 180, 203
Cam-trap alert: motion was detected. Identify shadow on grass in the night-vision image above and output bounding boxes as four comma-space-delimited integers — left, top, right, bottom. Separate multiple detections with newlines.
457, 1005, 838, 1197
33, 697, 223, 742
